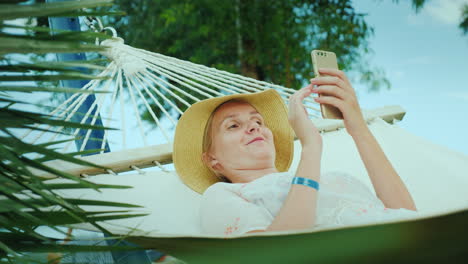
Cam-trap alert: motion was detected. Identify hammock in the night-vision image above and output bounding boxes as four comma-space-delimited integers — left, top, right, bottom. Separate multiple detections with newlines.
25, 27, 468, 263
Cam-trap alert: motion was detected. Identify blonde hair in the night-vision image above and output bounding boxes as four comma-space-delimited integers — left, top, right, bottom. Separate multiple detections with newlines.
202, 99, 249, 183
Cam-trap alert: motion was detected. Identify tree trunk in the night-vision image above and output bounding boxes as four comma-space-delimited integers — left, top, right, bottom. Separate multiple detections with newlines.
237, 0, 261, 80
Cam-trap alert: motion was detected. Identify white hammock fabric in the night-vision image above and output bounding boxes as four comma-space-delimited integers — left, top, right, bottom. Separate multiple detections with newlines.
53, 118, 468, 238
24, 31, 468, 242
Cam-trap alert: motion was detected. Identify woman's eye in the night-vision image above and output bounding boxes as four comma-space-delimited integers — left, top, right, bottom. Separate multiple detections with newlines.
228, 124, 238, 129
256, 120, 262, 125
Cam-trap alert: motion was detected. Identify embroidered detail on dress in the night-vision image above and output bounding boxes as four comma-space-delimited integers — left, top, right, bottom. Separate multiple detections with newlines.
320, 199, 351, 226
224, 217, 241, 235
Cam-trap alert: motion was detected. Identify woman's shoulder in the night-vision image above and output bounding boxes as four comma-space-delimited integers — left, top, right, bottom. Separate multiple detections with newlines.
203, 182, 236, 197
202, 171, 292, 196
200, 183, 236, 212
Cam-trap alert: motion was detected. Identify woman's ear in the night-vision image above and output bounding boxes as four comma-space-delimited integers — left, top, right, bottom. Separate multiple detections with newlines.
202, 152, 218, 170
202, 152, 228, 181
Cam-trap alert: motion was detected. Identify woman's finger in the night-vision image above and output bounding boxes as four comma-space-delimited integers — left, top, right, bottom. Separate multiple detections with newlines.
298, 85, 314, 100
288, 90, 302, 115
289, 85, 312, 105
310, 76, 346, 90
289, 85, 313, 118
297, 87, 315, 111
312, 85, 347, 100
292, 94, 311, 116
314, 95, 344, 112
318, 68, 352, 86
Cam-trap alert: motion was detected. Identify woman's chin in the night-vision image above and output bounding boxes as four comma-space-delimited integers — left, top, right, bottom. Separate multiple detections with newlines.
248, 150, 275, 161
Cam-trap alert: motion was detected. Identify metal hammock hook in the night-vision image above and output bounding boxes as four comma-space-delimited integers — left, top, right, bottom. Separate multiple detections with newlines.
83, 15, 103, 33
83, 15, 118, 45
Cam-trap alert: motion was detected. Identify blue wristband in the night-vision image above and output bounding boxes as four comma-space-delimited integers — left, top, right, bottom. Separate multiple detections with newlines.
292, 177, 319, 191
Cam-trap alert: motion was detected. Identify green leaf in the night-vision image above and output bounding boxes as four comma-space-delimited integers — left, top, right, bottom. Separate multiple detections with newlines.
0, 172, 112, 235
35, 138, 79, 148
0, 192, 55, 230
460, 4, 468, 35
0, 0, 146, 261
6, 243, 136, 254
0, 36, 107, 54
0, 197, 140, 213
0, 232, 51, 245
0, 61, 107, 73
0, 241, 16, 258
0, 86, 110, 93
52, 10, 127, 18
85, 213, 149, 223
0, 108, 116, 131
63, 199, 144, 208
0, 144, 34, 177
0, 0, 114, 20
33, 31, 113, 42
33, 149, 107, 163
0, 72, 109, 81
10, 211, 148, 226
42, 183, 132, 190
1, 23, 81, 34
16, 156, 103, 188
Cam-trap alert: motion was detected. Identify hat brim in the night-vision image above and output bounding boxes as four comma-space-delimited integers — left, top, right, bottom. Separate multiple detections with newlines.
173, 89, 294, 194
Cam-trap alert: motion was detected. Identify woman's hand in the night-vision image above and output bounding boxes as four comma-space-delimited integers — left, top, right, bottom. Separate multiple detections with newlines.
288, 85, 322, 153
311, 69, 417, 210
311, 68, 367, 137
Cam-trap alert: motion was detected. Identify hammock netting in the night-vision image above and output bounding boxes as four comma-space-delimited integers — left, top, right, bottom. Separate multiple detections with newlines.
21, 36, 321, 156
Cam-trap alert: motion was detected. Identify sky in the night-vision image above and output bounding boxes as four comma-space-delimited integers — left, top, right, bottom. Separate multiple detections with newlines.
352, 0, 468, 155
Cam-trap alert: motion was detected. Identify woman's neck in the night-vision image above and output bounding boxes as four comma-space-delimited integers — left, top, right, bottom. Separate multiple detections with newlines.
225, 167, 279, 184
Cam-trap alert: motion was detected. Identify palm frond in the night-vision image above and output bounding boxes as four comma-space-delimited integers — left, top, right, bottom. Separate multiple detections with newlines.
0, 0, 147, 262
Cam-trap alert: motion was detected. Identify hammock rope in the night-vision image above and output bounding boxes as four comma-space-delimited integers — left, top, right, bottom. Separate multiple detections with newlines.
138, 47, 320, 109
99, 67, 121, 153
20, 63, 116, 145
76, 68, 118, 152
21, 27, 322, 158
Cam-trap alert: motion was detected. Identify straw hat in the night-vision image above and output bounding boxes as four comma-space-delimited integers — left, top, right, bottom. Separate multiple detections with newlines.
173, 89, 294, 194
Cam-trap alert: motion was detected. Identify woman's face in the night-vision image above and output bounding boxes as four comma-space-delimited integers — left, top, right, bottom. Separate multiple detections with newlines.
206, 101, 276, 174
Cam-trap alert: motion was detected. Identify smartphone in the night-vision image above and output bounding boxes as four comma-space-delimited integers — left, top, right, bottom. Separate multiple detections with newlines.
311, 50, 343, 119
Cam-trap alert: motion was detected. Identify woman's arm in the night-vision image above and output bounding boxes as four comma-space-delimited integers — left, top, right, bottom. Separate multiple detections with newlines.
249, 85, 323, 233
248, 148, 321, 234
261, 146, 321, 232
349, 124, 417, 210
310, 68, 416, 211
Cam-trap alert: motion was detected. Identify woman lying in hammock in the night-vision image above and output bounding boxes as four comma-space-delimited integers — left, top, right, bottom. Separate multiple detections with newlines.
173, 68, 417, 237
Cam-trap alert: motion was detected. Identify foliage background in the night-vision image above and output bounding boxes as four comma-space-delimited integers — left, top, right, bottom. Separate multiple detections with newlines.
102, 0, 467, 124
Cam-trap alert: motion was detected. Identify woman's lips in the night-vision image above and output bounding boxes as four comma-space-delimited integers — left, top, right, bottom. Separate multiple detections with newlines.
247, 137, 264, 145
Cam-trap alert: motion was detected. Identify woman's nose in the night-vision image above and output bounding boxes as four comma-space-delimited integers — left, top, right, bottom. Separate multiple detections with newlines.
247, 121, 260, 133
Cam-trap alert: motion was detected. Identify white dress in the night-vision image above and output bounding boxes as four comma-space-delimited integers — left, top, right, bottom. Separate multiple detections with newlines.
200, 171, 418, 237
